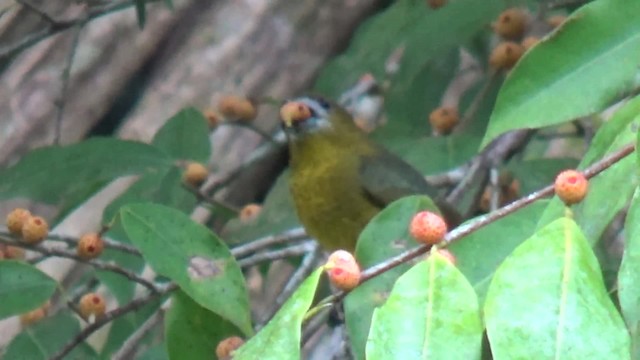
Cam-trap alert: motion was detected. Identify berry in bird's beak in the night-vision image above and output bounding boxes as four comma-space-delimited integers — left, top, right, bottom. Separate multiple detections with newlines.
280, 101, 312, 127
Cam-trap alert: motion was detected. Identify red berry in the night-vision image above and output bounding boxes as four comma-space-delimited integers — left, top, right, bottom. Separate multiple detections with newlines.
489, 42, 525, 70
239, 204, 262, 223
216, 336, 245, 358
554, 170, 588, 205
280, 101, 313, 127
79, 293, 106, 321
77, 233, 104, 259
492, 8, 527, 39
6, 208, 32, 235
429, 106, 459, 135
218, 95, 257, 122
21, 216, 48, 244
324, 250, 361, 291
410, 211, 447, 245
183, 162, 209, 187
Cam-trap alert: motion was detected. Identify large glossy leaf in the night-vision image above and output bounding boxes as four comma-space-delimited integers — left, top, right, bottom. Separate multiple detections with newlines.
0, 138, 172, 206
451, 200, 548, 304
3, 311, 98, 360
346, 196, 440, 360
120, 203, 252, 335
0, 261, 57, 319
537, 95, 640, 243
152, 107, 211, 163
618, 187, 640, 358
366, 251, 482, 360
166, 290, 243, 360
482, 0, 640, 147
485, 218, 629, 359
233, 268, 323, 360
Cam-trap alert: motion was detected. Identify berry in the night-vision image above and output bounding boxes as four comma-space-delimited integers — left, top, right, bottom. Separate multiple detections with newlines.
492, 8, 527, 39
280, 101, 312, 126
436, 249, 457, 265
203, 108, 221, 128
183, 162, 209, 187
21, 216, 48, 244
6, 208, 31, 235
547, 15, 566, 28
409, 211, 447, 245
554, 170, 588, 205
217, 95, 257, 122
216, 336, 245, 359
429, 106, 459, 135
521, 36, 540, 51
19, 306, 47, 327
426, 0, 446, 9
79, 292, 106, 321
489, 42, 525, 70
77, 233, 104, 259
4, 245, 26, 260
324, 250, 361, 291
239, 204, 262, 223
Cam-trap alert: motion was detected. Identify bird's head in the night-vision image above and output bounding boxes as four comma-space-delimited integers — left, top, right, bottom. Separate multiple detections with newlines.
279, 96, 357, 142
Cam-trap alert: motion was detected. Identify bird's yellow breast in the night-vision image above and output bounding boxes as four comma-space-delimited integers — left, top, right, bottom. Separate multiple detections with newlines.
289, 134, 379, 252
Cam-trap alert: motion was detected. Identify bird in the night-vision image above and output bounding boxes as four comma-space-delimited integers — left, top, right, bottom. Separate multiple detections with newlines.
280, 95, 459, 252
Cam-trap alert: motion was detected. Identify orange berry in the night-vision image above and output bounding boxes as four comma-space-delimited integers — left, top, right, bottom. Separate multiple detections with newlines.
280, 101, 312, 127
547, 15, 566, 28
79, 293, 106, 321
429, 106, 459, 135
217, 95, 257, 121
522, 36, 540, 51
554, 170, 588, 205
324, 250, 361, 291
436, 249, 457, 265
489, 42, 525, 70
239, 204, 262, 223
183, 162, 209, 187
216, 336, 245, 358
203, 108, 222, 128
426, 0, 446, 9
20, 306, 47, 327
492, 8, 527, 39
6, 208, 32, 235
21, 216, 48, 244
4, 245, 26, 260
77, 233, 104, 259
410, 211, 447, 245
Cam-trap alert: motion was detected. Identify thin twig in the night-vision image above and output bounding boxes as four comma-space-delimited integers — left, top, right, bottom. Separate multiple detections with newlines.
49, 283, 177, 360
0, 0, 164, 60
183, 184, 241, 214
220, 122, 279, 145
111, 307, 166, 360
257, 243, 321, 330
237, 241, 316, 268
330, 142, 635, 302
54, 22, 84, 144
0, 236, 158, 292
230, 227, 307, 258
0, 228, 142, 256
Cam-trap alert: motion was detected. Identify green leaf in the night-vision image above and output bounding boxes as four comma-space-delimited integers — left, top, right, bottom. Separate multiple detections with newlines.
152, 107, 211, 163
451, 200, 548, 304
166, 290, 243, 360
618, 187, 640, 358
346, 195, 439, 360
134, 0, 146, 28
0, 261, 57, 319
3, 311, 98, 360
138, 344, 170, 360
222, 171, 300, 245
233, 268, 323, 360
366, 251, 482, 360
120, 203, 252, 335
481, 0, 640, 147
0, 138, 171, 206
537, 95, 640, 242
484, 218, 629, 359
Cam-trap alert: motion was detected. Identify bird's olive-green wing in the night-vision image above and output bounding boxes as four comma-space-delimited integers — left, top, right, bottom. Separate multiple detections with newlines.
358, 148, 439, 208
